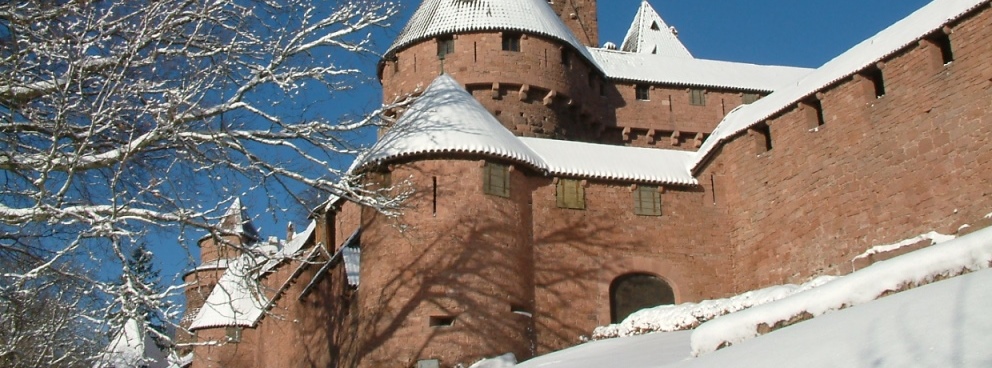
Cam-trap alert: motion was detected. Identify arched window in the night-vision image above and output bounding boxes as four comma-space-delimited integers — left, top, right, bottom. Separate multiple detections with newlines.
610, 273, 675, 323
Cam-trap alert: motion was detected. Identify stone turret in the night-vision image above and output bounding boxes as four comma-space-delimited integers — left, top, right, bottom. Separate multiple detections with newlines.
378, 0, 609, 141
178, 198, 260, 353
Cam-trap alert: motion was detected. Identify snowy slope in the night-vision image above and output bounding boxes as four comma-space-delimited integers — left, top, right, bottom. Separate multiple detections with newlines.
669, 268, 992, 368
516, 330, 692, 368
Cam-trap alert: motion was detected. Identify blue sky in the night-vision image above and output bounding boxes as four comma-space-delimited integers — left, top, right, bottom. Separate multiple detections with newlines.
160, 0, 934, 292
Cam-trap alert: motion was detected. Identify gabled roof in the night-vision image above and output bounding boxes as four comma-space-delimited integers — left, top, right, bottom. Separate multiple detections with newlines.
356, 74, 698, 186
589, 48, 812, 92
357, 74, 549, 171
386, 0, 596, 64
519, 138, 697, 186
691, 0, 989, 172
218, 198, 260, 242
620, 0, 692, 58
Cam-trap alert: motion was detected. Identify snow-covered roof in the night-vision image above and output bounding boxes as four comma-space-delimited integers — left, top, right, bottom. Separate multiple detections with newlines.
357, 74, 698, 186
218, 198, 260, 242
620, 0, 692, 58
357, 74, 549, 171
386, 0, 597, 64
189, 255, 268, 330
191, 221, 319, 330
691, 0, 988, 171
520, 137, 698, 186
589, 48, 812, 92
96, 319, 174, 368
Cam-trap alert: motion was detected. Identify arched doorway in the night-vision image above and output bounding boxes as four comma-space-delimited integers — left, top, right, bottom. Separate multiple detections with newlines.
610, 273, 675, 323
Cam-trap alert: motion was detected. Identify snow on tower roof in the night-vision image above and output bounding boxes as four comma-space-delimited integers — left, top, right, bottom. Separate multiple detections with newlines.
218, 198, 260, 241
356, 74, 699, 186
590, 48, 813, 92
386, 0, 597, 64
621, 0, 692, 58
519, 137, 698, 186
690, 0, 989, 172
357, 74, 549, 171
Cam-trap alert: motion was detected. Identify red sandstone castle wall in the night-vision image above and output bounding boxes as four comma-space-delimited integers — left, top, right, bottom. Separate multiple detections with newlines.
548, 0, 599, 47
351, 159, 536, 367
530, 179, 730, 353
700, 5, 992, 293
381, 32, 610, 141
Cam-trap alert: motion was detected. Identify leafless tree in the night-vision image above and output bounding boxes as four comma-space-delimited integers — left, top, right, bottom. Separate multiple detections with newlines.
0, 0, 404, 364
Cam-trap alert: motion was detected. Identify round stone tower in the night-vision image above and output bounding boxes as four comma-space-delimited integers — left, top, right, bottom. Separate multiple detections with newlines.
378, 0, 609, 142
349, 75, 543, 367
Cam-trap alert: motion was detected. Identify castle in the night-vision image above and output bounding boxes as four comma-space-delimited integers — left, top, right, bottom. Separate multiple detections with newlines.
178, 0, 992, 367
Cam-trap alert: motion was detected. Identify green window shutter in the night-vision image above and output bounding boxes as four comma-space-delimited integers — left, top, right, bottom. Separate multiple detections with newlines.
557, 179, 585, 210
483, 162, 510, 198
634, 186, 662, 216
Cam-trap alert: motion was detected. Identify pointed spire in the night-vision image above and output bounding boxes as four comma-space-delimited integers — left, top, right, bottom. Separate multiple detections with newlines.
218, 198, 260, 243
620, 0, 692, 58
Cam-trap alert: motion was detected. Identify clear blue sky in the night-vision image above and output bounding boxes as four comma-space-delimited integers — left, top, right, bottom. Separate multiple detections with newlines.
160, 0, 934, 291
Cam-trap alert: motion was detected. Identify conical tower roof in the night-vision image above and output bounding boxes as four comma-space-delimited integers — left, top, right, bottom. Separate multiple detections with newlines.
620, 0, 692, 58
386, 0, 595, 62
355, 74, 547, 171
217, 198, 260, 242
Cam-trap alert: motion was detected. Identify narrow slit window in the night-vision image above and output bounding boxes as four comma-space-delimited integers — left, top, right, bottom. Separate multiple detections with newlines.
633, 185, 662, 216
561, 48, 571, 67
556, 179, 585, 210
432, 176, 438, 216
635, 84, 650, 101
483, 162, 510, 198
502, 33, 521, 52
690, 89, 706, 106
437, 35, 454, 58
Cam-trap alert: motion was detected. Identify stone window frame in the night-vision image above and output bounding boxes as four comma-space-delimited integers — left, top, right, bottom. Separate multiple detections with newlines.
689, 88, 706, 106
502, 33, 522, 52
225, 326, 242, 343
635, 84, 650, 101
556, 178, 585, 210
632, 185, 662, 216
483, 162, 511, 198
436, 35, 454, 58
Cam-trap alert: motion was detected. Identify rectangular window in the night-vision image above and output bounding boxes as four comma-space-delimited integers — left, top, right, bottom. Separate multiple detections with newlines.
690, 89, 706, 106
437, 36, 454, 58
633, 185, 662, 216
556, 179, 585, 210
502, 33, 521, 52
742, 93, 760, 104
429, 316, 455, 327
483, 162, 510, 198
635, 85, 650, 101
864, 67, 885, 98
753, 122, 773, 153
226, 326, 242, 343
561, 48, 571, 67
805, 98, 826, 129
930, 32, 954, 65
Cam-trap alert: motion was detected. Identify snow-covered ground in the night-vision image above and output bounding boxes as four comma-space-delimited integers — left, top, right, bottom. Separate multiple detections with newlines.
516, 330, 692, 368
593, 276, 835, 339
503, 225, 992, 368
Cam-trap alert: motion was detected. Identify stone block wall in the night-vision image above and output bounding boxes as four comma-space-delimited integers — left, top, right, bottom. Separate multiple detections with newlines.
701, 5, 992, 292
